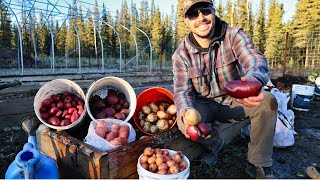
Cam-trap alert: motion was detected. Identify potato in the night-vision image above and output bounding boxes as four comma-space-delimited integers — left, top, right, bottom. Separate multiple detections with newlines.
103, 107, 116, 117
142, 106, 151, 115
106, 131, 118, 141
156, 111, 168, 119
114, 112, 125, 120
120, 108, 129, 116
96, 120, 108, 130
166, 104, 177, 115
146, 113, 158, 123
105, 94, 119, 105
60, 119, 71, 126
184, 109, 201, 125
95, 127, 106, 138
48, 116, 60, 126
109, 137, 127, 145
111, 123, 121, 132
150, 125, 159, 134
122, 101, 129, 109
42, 98, 53, 107
119, 125, 129, 138
114, 104, 122, 111
149, 102, 159, 113
108, 89, 117, 96
138, 111, 146, 120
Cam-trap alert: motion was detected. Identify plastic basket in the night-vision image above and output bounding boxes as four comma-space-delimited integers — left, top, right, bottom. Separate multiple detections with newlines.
133, 87, 176, 135
34, 79, 87, 130
137, 149, 190, 180
85, 76, 136, 122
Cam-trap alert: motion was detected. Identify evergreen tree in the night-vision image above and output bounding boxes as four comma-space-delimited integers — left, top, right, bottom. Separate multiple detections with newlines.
265, 0, 284, 68
216, 0, 225, 20
151, 7, 162, 68
253, 0, 266, 53
224, 0, 233, 25
176, 0, 189, 43
0, 3, 12, 49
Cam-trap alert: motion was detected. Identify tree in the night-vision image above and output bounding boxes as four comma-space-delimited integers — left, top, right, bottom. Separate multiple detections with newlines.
253, 0, 266, 53
176, 0, 189, 43
292, 0, 320, 68
216, 0, 225, 20
151, 7, 162, 68
0, 2, 12, 49
265, 0, 284, 68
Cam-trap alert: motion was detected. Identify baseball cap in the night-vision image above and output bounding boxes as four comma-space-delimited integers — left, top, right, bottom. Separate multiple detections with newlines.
183, 0, 213, 17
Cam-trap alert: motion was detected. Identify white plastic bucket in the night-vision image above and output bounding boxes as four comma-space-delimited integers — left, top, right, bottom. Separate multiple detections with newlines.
137, 149, 190, 180
34, 79, 87, 130
85, 76, 136, 122
291, 84, 315, 111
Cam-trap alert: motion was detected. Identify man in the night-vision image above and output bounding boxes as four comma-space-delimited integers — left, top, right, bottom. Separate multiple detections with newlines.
172, 0, 278, 178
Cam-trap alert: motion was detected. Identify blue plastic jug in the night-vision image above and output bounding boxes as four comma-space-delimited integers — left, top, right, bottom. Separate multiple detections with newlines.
5, 118, 59, 179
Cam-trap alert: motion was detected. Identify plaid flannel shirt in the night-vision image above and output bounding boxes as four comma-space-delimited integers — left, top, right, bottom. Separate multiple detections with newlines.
172, 17, 270, 116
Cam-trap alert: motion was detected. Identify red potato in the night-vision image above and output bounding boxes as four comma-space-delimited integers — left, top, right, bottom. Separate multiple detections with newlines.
77, 99, 84, 107
95, 99, 106, 110
180, 160, 188, 171
158, 163, 168, 171
120, 108, 129, 116
39, 107, 47, 113
91, 95, 102, 103
70, 111, 79, 123
95, 127, 106, 138
148, 164, 158, 173
42, 98, 53, 107
68, 107, 76, 114
55, 110, 63, 117
105, 94, 119, 105
141, 163, 149, 170
64, 102, 72, 109
65, 114, 71, 119
114, 112, 125, 120
103, 107, 116, 117
118, 93, 126, 100
106, 131, 118, 141
40, 112, 50, 120
77, 105, 84, 115
122, 101, 129, 109
96, 120, 108, 129
49, 106, 59, 115
186, 126, 201, 141
48, 116, 60, 126
140, 155, 149, 164
109, 137, 127, 145
114, 104, 122, 111
223, 80, 262, 99
197, 122, 212, 138
119, 125, 129, 138
111, 123, 121, 132
56, 101, 64, 109
60, 119, 71, 126
51, 94, 61, 102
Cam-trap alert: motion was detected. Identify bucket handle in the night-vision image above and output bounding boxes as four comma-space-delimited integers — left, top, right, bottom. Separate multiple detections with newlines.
295, 94, 315, 101
278, 110, 294, 130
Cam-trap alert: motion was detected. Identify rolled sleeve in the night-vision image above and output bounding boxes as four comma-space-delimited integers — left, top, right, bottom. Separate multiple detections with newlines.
172, 55, 195, 116
232, 29, 270, 85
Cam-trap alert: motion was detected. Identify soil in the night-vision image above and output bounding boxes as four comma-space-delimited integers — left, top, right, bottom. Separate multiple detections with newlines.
1, 75, 320, 178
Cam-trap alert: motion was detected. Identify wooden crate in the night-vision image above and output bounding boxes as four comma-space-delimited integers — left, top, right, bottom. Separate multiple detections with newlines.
36, 123, 205, 179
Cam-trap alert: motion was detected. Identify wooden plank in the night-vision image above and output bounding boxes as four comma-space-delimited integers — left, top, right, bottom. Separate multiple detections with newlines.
36, 125, 110, 179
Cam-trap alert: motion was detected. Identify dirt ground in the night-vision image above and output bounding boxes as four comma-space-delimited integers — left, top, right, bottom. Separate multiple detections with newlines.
1, 75, 320, 178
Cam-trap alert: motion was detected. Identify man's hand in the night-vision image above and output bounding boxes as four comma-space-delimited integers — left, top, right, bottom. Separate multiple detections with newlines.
176, 109, 190, 138
234, 77, 264, 107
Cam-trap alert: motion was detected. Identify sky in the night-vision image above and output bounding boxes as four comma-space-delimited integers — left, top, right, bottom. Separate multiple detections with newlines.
101, 0, 298, 23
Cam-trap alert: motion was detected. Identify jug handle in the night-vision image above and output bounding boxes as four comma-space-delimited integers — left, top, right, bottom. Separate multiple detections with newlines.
23, 162, 35, 179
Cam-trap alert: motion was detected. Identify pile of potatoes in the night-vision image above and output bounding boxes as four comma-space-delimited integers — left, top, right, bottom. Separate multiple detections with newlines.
139, 147, 188, 175
95, 120, 130, 145
138, 101, 177, 134
89, 88, 130, 120
39, 92, 84, 126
